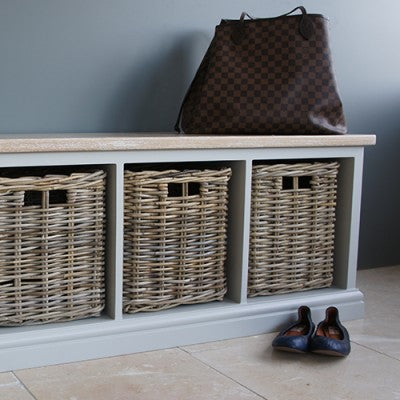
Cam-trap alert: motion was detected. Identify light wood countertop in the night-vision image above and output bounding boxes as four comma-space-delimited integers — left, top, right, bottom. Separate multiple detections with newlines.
0, 133, 376, 153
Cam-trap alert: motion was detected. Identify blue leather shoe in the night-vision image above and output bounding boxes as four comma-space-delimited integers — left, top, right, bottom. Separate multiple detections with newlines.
272, 306, 314, 353
310, 306, 351, 357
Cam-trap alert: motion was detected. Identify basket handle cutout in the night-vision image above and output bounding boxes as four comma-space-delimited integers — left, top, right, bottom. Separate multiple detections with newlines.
282, 176, 293, 190
298, 176, 312, 189
24, 190, 68, 206
167, 182, 201, 197
282, 176, 312, 190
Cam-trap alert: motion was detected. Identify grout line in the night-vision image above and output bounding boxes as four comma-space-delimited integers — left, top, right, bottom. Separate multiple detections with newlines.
350, 340, 400, 362
11, 371, 38, 400
178, 347, 268, 400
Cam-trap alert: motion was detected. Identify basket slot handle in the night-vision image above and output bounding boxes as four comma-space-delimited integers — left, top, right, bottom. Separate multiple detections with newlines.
167, 182, 201, 197
298, 176, 312, 189
282, 176, 312, 190
24, 190, 68, 206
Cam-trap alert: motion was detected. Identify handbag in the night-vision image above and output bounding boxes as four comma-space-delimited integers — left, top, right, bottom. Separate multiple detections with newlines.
175, 6, 347, 135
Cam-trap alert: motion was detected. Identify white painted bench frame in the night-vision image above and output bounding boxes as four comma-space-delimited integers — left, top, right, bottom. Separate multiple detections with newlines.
0, 133, 375, 372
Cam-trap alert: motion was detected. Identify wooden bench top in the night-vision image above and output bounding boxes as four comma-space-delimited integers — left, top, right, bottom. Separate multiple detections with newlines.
0, 133, 376, 153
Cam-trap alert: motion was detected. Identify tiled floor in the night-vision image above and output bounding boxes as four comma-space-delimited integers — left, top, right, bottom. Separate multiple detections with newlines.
2, 266, 399, 400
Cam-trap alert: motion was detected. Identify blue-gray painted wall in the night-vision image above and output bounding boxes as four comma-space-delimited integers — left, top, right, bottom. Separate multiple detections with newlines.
0, 1, 399, 268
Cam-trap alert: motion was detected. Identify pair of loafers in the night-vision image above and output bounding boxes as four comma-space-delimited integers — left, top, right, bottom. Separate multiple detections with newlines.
272, 306, 351, 357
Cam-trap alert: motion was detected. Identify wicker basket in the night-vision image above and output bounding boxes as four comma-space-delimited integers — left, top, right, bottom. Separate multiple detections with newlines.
124, 167, 231, 312
0, 170, 106, 325
248, 162, 339, 297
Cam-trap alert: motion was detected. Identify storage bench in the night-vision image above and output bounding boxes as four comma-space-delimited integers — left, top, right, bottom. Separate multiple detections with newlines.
0, 133, 375, 372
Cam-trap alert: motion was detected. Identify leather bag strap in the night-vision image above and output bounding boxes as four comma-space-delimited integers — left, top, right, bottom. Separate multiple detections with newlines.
233, 5, 314, 43
279, 6, 307, 18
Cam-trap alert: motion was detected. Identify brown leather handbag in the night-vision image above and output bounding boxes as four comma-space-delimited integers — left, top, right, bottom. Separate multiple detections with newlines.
175, 6, 347, 135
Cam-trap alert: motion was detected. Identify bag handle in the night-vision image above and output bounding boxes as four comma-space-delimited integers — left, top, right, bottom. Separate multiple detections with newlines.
239, 12, 255, 22
279, 6, 307, 18
233, 5, 314, 43
239, 6, 307, 21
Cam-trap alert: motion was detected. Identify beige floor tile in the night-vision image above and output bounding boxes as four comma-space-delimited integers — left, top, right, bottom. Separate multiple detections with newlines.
348, 265, 400, 359
185, 333, 400, 400
15, 348, 263, 400
0, 372, 35, 400
181, 336, 249, 354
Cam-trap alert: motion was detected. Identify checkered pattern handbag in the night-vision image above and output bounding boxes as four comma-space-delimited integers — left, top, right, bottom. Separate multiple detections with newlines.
175, 7, 347, 135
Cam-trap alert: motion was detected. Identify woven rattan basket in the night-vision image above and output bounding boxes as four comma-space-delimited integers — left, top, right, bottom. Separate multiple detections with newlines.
248, 161, 339, 297
124, 167, 231, 312
0, 169, 106, 325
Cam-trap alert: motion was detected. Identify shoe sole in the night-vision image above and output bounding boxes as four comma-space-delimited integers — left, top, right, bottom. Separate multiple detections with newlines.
273, 346, 307, 354
311, 349, 348, 357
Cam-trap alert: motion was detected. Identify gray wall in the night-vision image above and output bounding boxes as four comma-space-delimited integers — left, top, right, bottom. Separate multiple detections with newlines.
0, 0, 399, 268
